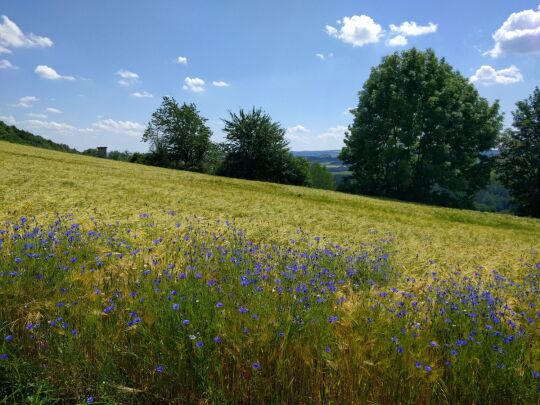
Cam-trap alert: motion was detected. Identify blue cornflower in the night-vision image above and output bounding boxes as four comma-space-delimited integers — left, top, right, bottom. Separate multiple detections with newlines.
182, 319, 190, 326
71, 329, 78, 336
397, 346, 404, 353
214, 336, 222, 344
429, 341, 438, 347
85, 396, 94, 404
172, 303, 180, 311
239, 306, 249, 314
325, 346, 331, 353
0, 354, 8, 360
4, 335, 13, 341
328, 315, 339, 324
215, 302, 223, 308
196, 340, 203, 348
252, 362, 261, 370
415, 361, 422, 369
278, 331, 285, 338
450, 349, 458, 356
532, 370, 540, 378
156, 364, 165, 373
424, 365, 432, 372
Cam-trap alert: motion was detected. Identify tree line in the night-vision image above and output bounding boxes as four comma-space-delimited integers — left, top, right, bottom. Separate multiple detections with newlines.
131, 99, 335, 190
134, 48, 538, 217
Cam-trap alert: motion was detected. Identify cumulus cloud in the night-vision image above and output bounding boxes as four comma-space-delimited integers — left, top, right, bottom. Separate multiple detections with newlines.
176, 56, 188, 64
35, 65, 75, 80
116, 69, 139, 86
327, 15, 437, 48
212, 80, 230, 87
386, 21, 437, 47
486, 5, 540, 57
317, 125, 348, 141
286, 125, 310, 141
389, 21, 438, 37
386, 35, 408, 47
469, 65, 523, 85
326, 15, 383, 47
15, 95, 38, 108
183, 76, 205, 93
45, 107, 62, 114
131, 91, 153, 98
0, 115, 16, 124
0, 15, 53, 53
92, 118, 144, 137
0, 58, 16, 69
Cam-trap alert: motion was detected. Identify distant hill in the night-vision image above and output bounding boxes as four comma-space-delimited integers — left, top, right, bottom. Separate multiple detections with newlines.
292, 150, 351, 185
0, 120, 78, 153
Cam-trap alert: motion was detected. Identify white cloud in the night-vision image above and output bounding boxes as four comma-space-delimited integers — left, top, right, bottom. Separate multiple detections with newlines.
131, 91, 153, 98
35, 65, 75, 80
389, 21, 437, 37
212, 80, 230, 87
286, 125, 310, 141
326, 15, 383, 47
386, 21, 437, 47
469, 65, 523, 85
15, 95, 38, 108
0, 15, 53, 53
27, 119, 76, 132
176, 56, 188, 64
0, 115, 16, 124
386, 34, 408, 47
28, 112, 47, 119
486, 5, 540, 57
183, 76, 205, 93
0, 58, 17, 69
92, 118, 144, 137
116, 69, 139, 86
344, 107, 356, 115
45, 107, 62, 114
317, 125, 348, 141
315, 53, 325, 60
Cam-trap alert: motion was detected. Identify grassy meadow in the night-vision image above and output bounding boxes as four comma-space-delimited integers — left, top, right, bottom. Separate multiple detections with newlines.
1, 141, 539, 403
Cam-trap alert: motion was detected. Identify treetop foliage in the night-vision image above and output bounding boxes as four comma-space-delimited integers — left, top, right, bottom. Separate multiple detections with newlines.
340, 48, 503, 208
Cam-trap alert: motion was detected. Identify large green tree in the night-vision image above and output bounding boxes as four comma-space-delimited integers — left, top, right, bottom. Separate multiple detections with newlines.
142, 97, 212, 171
340, 48, 502, 208
219, 108, 308, 185
497, 87, 540, 217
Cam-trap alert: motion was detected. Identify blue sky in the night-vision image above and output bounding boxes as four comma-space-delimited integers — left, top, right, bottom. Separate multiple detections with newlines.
1, 1, 539, 152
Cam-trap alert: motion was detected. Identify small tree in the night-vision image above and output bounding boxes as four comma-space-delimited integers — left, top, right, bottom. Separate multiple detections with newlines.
340, 48, 502, 208
219, 108, 308, 185
142, 97, 212, 171
497, 87, 540, 217
309, 163, 335, 190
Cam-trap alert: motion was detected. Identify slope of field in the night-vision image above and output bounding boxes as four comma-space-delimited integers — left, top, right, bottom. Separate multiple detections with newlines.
1, 141, 539, 403
1, 141, 538, 271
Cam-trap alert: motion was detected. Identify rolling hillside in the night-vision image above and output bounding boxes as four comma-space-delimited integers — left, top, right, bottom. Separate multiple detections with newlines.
1, 141, 539, 403
1, 141, 538, 271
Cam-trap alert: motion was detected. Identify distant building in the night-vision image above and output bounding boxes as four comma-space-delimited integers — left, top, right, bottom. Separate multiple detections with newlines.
97, 146, 107, 158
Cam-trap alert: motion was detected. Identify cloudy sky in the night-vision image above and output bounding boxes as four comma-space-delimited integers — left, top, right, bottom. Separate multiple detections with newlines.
1, 1, 539, 151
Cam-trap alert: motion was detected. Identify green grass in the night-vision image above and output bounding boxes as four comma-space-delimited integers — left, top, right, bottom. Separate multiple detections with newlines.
0, 141, 539, 404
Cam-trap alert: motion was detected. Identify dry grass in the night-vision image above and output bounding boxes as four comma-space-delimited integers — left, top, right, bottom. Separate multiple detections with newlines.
1, 141, 538, 273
